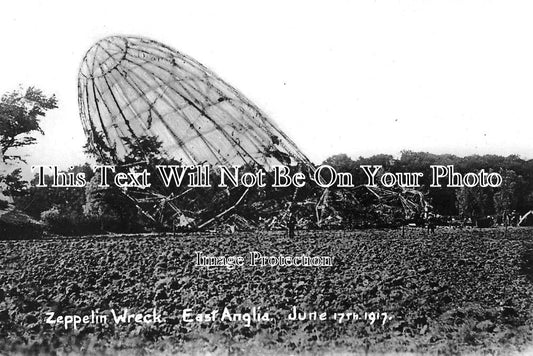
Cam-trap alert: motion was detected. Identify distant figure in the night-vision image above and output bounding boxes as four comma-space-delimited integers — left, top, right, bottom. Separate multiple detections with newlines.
287, 212, 296, 239
427, 214, 436, 234
510, 210, 519, 226
503, 210, 510, 228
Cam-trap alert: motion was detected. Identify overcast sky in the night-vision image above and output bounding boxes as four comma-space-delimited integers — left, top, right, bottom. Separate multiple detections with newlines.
2, 0, 533, 175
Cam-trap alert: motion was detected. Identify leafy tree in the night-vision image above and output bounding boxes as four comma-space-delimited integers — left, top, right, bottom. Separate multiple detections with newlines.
83, 170, 139, 232
456, 185, 493, 219
121, 135, 167, 164
0, 87, 57, 163
15, 164, 94, 218
2, 168, 26, 196
493, 169, 520, 216
82, 135, 171, 232
323, 154, 357, 173
0, 87, 57, 198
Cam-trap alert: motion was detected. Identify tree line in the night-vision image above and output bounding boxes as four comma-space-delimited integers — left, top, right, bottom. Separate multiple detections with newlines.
323, 152, 533, 219
2, 86, 532, 234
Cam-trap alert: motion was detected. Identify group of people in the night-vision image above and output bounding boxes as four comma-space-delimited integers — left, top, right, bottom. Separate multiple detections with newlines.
423, 209, 523, 234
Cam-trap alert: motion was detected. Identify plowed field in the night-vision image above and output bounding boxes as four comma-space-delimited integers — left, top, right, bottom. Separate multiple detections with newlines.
1, 228, 533, 355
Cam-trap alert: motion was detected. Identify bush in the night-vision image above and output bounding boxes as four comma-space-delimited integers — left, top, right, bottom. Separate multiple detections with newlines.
0, 199, 9, 210
40, 206, 144, 236
40, 207, 102, 236
41, 207, 70, 235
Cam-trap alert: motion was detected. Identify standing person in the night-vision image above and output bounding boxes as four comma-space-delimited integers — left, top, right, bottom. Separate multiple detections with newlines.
503, 210, 509, 228
427, 213, 436, 234
286, 202, 296, 239
287, 212, 296, 239
510, 210, 518, 226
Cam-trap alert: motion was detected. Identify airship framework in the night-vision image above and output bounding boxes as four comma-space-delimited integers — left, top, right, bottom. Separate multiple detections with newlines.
78, 36, 426, 230
78, 36, 317, 228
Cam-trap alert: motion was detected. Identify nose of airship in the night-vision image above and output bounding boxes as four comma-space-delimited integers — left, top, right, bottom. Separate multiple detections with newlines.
80, 36, 128, 79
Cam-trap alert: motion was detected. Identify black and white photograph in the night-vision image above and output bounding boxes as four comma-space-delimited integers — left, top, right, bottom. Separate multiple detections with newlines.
1, 1, 533, 355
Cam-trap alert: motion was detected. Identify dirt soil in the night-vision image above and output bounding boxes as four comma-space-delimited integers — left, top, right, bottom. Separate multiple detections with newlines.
1, 227, 533, 355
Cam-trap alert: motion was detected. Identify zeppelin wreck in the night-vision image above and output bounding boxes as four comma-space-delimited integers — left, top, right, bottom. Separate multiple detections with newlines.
78, 36, 426, 231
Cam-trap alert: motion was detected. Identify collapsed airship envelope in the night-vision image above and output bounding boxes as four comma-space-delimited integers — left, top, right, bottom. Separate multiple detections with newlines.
78, 36, 312, 169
